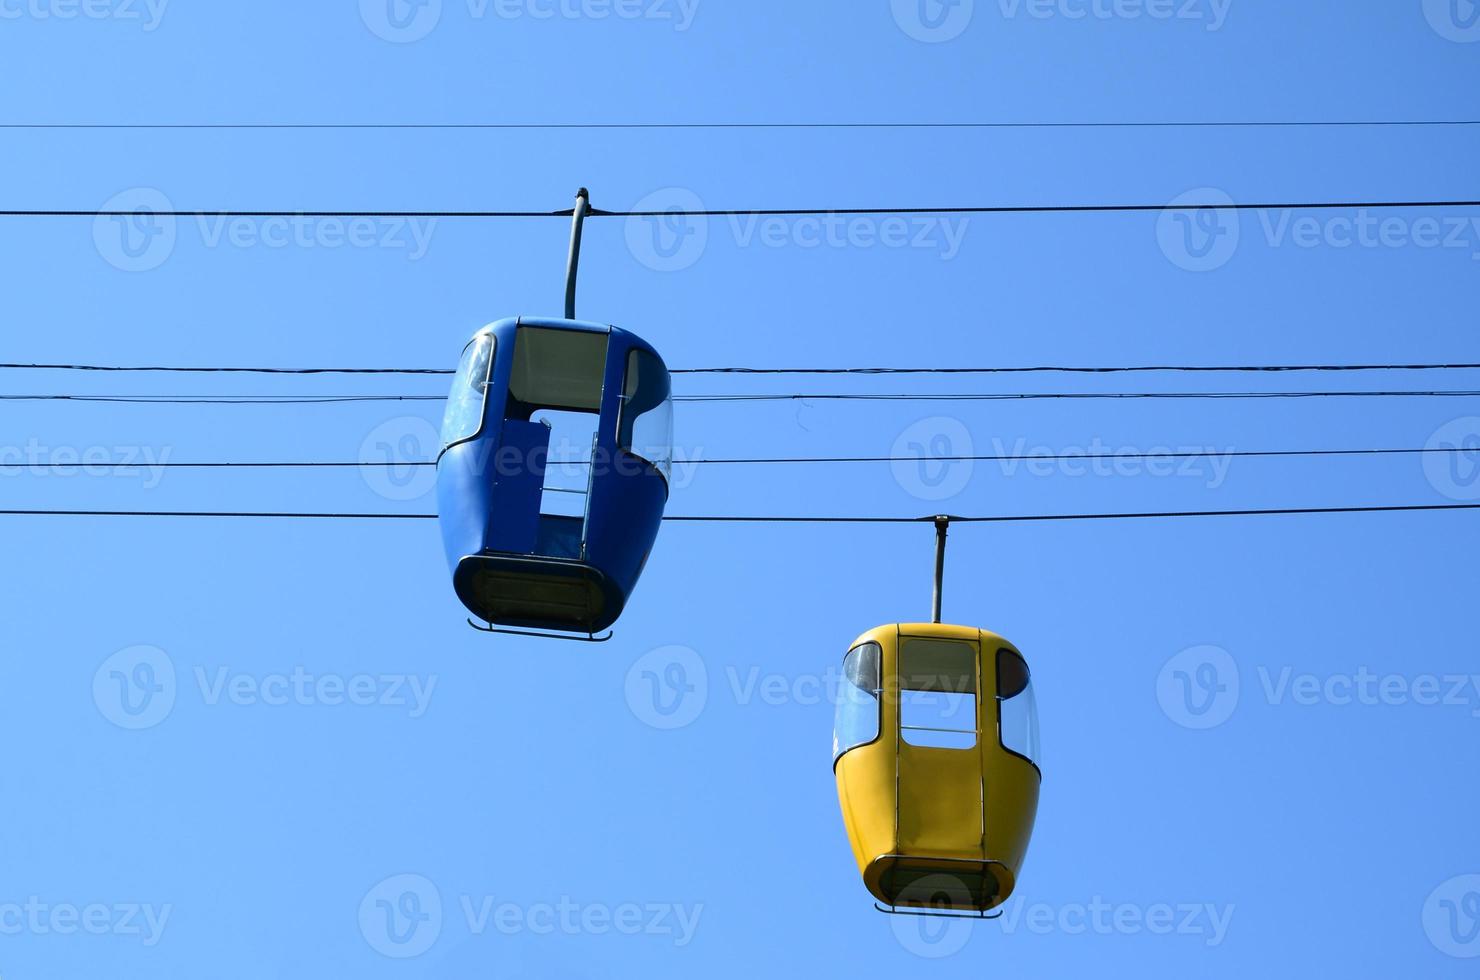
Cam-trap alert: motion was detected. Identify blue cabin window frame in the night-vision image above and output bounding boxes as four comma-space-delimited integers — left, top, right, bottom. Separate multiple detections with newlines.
439, 333, 496, 458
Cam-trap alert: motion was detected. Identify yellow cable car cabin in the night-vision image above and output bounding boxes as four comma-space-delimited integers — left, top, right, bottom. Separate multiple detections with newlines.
832, 623, 1041, 915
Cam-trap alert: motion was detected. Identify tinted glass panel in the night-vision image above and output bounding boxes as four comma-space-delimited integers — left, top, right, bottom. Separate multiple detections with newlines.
833, 642, 881, 761
619, 349, 673, 480
441, 334, 493, 449
997, 648, 1041, 766
508, 328, 607, 414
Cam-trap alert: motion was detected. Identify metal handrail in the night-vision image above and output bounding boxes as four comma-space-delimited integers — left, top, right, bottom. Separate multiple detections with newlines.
900, 724, 977, 735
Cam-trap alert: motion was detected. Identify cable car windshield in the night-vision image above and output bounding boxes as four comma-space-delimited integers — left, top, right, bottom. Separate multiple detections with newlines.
618, 349, 673, 481
997, 648, 1041, 768
441, 334, 494, 451
833, 642, 881, 762
898, 638, 978, 750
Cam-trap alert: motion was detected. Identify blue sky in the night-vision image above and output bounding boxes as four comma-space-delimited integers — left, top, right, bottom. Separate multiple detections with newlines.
2, 1, 1479, 976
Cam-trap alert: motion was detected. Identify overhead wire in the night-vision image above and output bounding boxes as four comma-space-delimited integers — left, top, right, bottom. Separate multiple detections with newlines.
6, 198, 1480, 220
4, 361, 1480, 377
56, 446, 1470, 470
673, 363, 1480, 376
6, 390, 1480, 406
0, 362, 458, 376
677, 390, 1480, 403
1, 503, 1477, 522
4, 119, 1480, 130
0, 394, 446, 405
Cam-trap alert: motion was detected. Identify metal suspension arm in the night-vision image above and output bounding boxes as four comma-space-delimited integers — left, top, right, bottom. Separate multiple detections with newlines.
932, 515, 950, 623
565, 187, 590, 320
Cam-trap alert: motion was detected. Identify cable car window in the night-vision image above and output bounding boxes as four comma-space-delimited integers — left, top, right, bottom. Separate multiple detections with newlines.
833, 642, 881, 762
441, 333, 494, 451
898, 638, 977, 750
997, 648, 1041, 767
618, 349, 673, 482
508, 327, 607, 415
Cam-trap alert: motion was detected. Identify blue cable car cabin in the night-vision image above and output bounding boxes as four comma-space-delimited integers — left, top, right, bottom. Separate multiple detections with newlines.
437, 317, 673, 635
